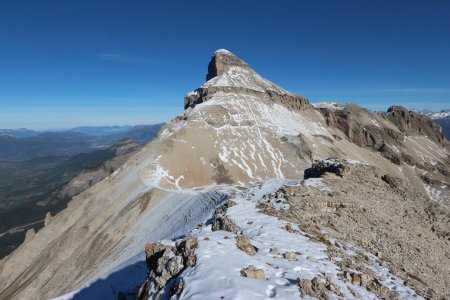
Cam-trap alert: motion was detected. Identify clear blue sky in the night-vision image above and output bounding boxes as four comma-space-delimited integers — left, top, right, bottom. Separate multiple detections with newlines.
0, 0, 449, 129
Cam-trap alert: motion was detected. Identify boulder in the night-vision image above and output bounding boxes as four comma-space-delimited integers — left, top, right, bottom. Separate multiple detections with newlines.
235, 235, 258, 256
270, 247, 279, 255
241, 265, 265, 280
211, 215, 240, 234
285, 223, 295, 232
283, 251, 297, 261
304, 158, 346, 179
139, 236, 199, 297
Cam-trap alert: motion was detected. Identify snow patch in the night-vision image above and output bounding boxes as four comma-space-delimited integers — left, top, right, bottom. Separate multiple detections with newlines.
303, 178, 332, 192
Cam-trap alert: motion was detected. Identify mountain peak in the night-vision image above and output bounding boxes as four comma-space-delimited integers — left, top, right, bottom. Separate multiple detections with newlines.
185, 50, 311, 110
206, 49, 249, 81
213, 48, 233, 55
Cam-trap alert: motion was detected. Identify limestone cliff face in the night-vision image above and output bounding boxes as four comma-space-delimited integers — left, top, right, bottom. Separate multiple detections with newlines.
386, 105, 447, 145
314, 102, 450, 206
205, 49, 250, 81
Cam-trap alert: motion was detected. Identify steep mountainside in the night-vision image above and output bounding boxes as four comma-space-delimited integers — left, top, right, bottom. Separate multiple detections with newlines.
0, 50, 448, 300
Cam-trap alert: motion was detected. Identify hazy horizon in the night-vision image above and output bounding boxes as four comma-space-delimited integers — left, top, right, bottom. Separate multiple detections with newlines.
1, 101, 450, 131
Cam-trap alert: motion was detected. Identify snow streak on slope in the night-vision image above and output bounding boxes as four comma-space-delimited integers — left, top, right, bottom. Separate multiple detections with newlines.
202, 59, 286, 93
424, 183, 450, 208
200, 92, 330, 137
140, 90, 334, 189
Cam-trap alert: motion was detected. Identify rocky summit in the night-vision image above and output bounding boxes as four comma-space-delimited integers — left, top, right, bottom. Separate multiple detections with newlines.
0, 50, 449, 300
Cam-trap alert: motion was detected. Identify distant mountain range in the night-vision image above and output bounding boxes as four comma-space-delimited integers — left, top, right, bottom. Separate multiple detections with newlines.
0, 124, 164, 161
69, 125, 134, 136
415, 109, 450, 120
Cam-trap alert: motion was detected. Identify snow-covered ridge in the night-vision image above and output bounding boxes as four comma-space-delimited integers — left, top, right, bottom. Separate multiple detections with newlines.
312, 101, 345, 110
133, 179, 423, 299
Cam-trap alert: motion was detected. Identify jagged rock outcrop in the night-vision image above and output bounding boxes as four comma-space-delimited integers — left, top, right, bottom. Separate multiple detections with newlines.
316, 103, 407, 163
137, 236, 198, 299
316, 103, 448, 165
211, 200, 241, 234
386, 105, 446, 145
314, 102, 450, 205
304, 158, 347, 178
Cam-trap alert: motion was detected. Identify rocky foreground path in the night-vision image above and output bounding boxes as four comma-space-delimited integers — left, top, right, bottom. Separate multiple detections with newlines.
135, 160, 447, 299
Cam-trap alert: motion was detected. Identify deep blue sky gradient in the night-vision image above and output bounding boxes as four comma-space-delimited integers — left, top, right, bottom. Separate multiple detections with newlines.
0, 0, 449, 129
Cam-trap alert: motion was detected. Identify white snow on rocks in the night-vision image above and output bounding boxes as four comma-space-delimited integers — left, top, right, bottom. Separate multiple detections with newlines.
175, 180, 420, 299
202, 66, 282, 93
214, 48, 233, 55
424, 183, 450, 208
55, 179, 425, 299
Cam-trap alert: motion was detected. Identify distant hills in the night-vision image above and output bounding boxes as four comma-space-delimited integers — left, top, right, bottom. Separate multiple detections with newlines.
0, 125, 135, 138
68, 125, 134, 136
0, 124, 164, 161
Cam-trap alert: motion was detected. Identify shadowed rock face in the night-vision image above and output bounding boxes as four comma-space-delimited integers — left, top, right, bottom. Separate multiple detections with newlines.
206, 49, 250, 81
